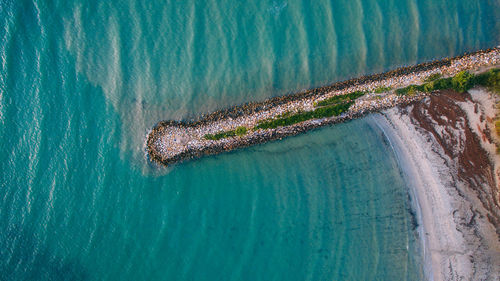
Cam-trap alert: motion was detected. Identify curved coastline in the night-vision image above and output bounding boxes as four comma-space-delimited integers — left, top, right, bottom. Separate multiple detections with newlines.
147, 47, 500, 167
146, 47, 500, 279
373, 89, 500, 280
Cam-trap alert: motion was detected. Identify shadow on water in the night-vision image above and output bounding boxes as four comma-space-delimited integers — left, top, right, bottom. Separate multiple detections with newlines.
0, 226, 88, 281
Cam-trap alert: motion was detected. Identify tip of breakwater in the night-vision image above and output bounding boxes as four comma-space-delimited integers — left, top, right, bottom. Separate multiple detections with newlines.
147, 121, 191, 165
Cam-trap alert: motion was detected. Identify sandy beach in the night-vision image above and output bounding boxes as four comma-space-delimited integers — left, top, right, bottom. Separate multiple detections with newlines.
373, 89, 500, 280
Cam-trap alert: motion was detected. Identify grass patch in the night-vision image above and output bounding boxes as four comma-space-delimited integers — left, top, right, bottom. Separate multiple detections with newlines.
204, 126, 248, 140
395, 84, 422, 95
451, 71, 475, 92
479, 68, 500, 94
314, 91, 365, 107
204, 130, 236, 140
373, 86, 392, 93
235, 126, 247, 136
396, 68, 500, 96
254, 102, 353, 130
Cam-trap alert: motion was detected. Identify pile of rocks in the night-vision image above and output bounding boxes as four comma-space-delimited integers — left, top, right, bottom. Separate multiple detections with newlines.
147, 47, 500, 166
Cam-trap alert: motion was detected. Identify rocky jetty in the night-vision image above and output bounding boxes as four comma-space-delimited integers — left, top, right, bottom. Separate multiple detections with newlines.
147, 47, 500, 166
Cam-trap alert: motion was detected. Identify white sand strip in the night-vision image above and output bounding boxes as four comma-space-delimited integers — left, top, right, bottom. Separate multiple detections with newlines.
369, 103, 500, 280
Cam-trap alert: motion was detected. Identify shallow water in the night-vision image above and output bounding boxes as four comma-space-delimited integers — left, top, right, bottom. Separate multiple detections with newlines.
1, 0, 498, 280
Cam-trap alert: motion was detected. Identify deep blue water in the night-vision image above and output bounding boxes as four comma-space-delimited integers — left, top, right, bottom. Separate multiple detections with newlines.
1, 0, 498, 280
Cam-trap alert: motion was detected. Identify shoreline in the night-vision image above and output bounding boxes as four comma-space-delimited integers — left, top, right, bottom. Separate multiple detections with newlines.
144, 47, 500, 279
147, 47, 500, 167
368, 113, 435, 280
374, 90, 500, 280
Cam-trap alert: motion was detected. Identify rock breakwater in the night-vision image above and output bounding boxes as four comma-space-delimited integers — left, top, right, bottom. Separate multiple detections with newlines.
147, 47, 500, 166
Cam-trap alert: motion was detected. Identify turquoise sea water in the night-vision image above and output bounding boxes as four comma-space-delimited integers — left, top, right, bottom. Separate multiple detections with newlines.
1, 0, 499, 280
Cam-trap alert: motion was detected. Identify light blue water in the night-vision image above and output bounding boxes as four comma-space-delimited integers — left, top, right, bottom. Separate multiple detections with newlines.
1, 0, 498, 280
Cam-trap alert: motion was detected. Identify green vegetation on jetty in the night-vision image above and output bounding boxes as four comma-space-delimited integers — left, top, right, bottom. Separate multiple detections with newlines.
255, 101, 353, 130
483, 68, 500, 93
203, 68, 500, 141
256, 90, 364, 130
373, 86, 392, 93
314, 91, 365, 107
204, 126, 248, 140
204, 91, 363, 140
396, 68, 500, 95
235, 126, 248, 136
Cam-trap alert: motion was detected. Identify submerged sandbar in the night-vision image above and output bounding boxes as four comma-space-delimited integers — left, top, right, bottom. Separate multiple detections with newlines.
147, 47, 500, 166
